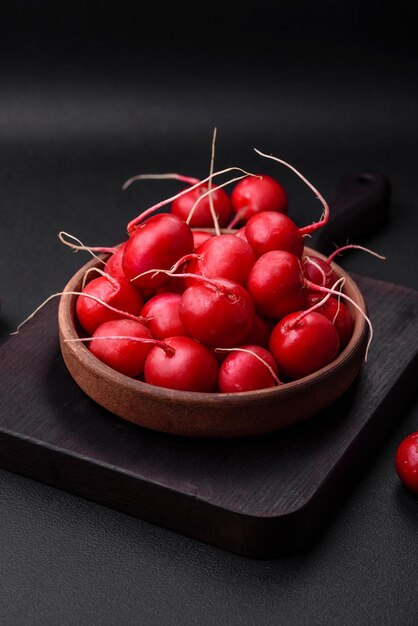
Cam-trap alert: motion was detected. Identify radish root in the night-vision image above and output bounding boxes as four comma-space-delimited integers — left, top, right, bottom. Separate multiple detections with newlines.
122, 173, 200, 191
58, 231, 116, 264
11, 291, 146, 335
254, 149, 329, 236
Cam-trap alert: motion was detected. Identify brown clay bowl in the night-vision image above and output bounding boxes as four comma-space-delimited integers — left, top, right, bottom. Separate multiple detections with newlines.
58, 247, 368, 438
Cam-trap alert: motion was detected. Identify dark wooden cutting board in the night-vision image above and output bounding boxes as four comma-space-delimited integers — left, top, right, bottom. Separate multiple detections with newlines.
0, 171, 417, 558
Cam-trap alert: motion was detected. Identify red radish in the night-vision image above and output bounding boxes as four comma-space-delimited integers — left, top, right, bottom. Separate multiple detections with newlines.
88, 319, 154, 377
144, 336, 218, 392
302, 255, 338, 288
192, 230, 214, 249
122, 213, 194, 289
395, 432, 418, 494
245, 211, 304, 258
171, 184, 232, 228
269, 311, 340, 379
126, 166, 255, 234
76, 275, 143, 334
241, 314, 272, 348
302, 244, 385, 288
186, 235, 256, 287
217, 345, 280, 392
230, 175, 288, 225
247, 250, 307, 319
104, 242, 129, 282
180, 277, 254, 347
307, 293, 354, 349
141, 293, 186, 339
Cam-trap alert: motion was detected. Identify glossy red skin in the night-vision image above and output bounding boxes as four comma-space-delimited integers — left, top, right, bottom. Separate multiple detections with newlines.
231, 175, 288, 222
307, 294, 354, 349
122, 214, 194, 289
192, 230, 214, 249
247, 250, 307, 319
89, 319, 153, 377
187, 235, 256, 287
302, 256, 338, 288
269, 311, 340, 380
245, 211, 304, 258
395, 432, 418, 494
141, 293, 186, 340
144, 336, 218, 392
241, 314, 272, 348
76, 276, 143, 335
180, 278, 254, 348
171, 185, 232, 228
104, 242, 128, 282
218, 344, 279, 393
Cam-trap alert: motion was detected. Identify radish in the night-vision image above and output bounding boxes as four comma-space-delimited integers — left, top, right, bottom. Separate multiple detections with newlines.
126, 166, 256, 234
269, 311, 340, 379
122, 213, 194, 290
245, 211, 304, 258
302, 256, 338, 288
306, 294, 354, 349
144, 336, 219, 392
76, 274, 143, 334
241, 313, 272, 348
88, 319, 154, 377
104, 242, 129, 282
302, 244, 385, 288
171, 184, 232, 228
179, 277, 254, 347
186, 234, 256, 287
217, 345, 281, 392
229, 175, 288, 226
247, 250, 307, 319
141, 293, 186, 340
192, 230, 214, 249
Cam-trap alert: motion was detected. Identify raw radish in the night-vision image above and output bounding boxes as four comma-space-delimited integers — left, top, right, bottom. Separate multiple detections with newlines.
306, 294, 354, 349
245, 210, 304, 258
395, 432, 418, 494
217, 345, 280, 392
76, 275, 143, 334
302, 255, 338, 288
144, 336, 219, 392
241, 314, 272, 348
172, 184, 232, 228
179, 277, 254, 347
104, 242, 129, 282
122, 213, 194, 289
247, 250, 307, 319
230, 175, 288, 225
302, 244, 385, 288
269, 311, 340, 379
186, 235, 256, 287
141, 293, 186, 339
192, 230, 214, 249
88, 319, 154, 377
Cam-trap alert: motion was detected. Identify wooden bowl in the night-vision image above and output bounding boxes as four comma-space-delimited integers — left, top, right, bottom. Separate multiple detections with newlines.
58, 247, 368, 438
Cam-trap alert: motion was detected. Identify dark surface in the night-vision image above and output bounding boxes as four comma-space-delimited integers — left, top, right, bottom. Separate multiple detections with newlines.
1, 0, 418, 623
1, 272, 417, 558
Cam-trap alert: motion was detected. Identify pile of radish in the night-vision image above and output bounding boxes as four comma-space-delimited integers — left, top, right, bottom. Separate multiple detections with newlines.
57, 148, 380, 394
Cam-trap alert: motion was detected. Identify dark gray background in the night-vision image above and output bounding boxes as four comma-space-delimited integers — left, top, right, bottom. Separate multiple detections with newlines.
1, 2, 418, 624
